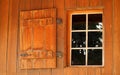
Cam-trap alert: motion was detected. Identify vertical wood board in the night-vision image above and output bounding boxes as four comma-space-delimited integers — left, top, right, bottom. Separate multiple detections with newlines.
0, 0, 9, 73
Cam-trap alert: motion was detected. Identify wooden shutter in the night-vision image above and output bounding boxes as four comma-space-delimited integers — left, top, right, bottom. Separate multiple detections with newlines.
19, 8, 56, 69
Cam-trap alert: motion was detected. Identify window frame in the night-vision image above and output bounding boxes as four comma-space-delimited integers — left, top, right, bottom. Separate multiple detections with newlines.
67, 9, 104, 67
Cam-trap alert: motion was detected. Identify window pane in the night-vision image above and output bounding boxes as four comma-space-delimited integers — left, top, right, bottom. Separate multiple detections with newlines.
72, 15, 86, 30
71, 49, 86, 65
72, 32, 86, 48
88, 49, 102, 65
88, 32, 102, 47
88, 14, 102, 30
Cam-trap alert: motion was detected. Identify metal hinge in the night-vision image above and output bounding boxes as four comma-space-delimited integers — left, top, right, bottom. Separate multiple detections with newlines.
56, 51, 63, 58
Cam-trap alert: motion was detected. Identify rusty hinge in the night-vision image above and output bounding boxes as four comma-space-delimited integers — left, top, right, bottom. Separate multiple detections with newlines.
56, 51, 63, 58
20, 50, 54, 59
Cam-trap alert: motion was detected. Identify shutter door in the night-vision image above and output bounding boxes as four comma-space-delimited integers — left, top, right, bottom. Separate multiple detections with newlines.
19, 8, 56, 69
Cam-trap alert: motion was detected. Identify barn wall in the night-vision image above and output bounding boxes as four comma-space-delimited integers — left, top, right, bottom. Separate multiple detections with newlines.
113, 0, 120, 75
0, 0, 9, 75
0, 0, 120, 75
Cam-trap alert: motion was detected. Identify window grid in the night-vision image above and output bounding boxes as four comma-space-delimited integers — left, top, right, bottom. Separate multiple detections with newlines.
70, 13, 103, 66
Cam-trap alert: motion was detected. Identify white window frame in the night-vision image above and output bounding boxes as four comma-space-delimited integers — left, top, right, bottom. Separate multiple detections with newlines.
70, 11, 104, 67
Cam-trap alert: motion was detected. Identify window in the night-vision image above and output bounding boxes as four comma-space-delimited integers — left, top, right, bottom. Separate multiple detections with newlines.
67, 9, 104, 67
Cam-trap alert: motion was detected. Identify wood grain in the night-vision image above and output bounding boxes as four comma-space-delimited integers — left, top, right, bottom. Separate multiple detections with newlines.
65, 0, 77, 9
87, 68, 95, 75
7, 0, 19, 75
113, 0, 120, 75
41, 0, 54, 9
20, 26, 32, 51
19, 9, 56, 69
77, 0, 89, 8
0, 0, 117, 75
0, 0, 9, 74
66, 11, 71, 66
52, 0, 65, 75
33, 25, 44, 49
95, 68, 101, 75
78, 68, 87, 75
31, 0, 42, 10
27, 70, 40, 75
102, 0, 113, 75
24, 0, 31, 10
17, 0, 30, 74
39, 69, 51, 75
19, 0, 25, 10
89, 0, 102, 7
64, 67, 79, 75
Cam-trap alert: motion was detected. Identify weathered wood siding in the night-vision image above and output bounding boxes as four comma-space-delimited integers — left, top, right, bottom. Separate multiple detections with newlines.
113, 0, 120, 75
0, 0, 120, 75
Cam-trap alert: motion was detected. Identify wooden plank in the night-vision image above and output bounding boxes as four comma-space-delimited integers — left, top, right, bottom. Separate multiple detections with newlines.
52, 58, 64, 75
16, 0, 27, 75
41, 0, 54, 9
50, 0, 65, 72
17, 71, 28, 75
31, 0, 42, 10
66, 10, 71, 66
33, 25, 44, 49
20, 25, 32, 51
0, 73, 7, 75
102, 0, 113, 75
113, 0, 120, 75
24, 0, 31, 10
77, 0, 89, 8
20, 0, 40, 75
64, 67, 79, 75
20, 59, 33, 69
65, 0, 77, 9
0, 0, 9, 74
7, 0, 19, 75
27, 70, 40, 75
38, 9, 56, 75
89, 0, 102, 7
87, 68, 95, 75
18, 0, 30, 75
44, 25, 56, 68
39, 69, 52, 75
52, 0, 65, 74
95, 68, 101, 75
19, 0, 32, 70
19, 0, 25, 11
78, 68, 87, 75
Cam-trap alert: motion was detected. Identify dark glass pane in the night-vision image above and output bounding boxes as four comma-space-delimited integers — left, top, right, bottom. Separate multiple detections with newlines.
88, 49, 102, 65
72, 15, 86, 30
88, 14, 103, 30
71, 49, 86, 65
88, 32, 102, 47
72, 32, 86, 48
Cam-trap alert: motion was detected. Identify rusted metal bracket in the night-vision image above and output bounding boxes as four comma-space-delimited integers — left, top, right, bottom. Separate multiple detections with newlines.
20, 49, 53, 59
56, 51, 63, 58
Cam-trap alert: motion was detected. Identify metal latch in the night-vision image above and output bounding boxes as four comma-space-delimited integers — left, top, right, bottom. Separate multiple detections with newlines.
20, 52, 29, 57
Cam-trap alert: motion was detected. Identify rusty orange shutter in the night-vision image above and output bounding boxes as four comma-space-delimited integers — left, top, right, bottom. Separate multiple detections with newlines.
19, 8, 56, 69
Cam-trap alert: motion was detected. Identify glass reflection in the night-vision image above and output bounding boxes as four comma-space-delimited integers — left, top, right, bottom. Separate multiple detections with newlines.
88, 14, 102, 30
72, 32, 86, 48
72, 15, 86, 30
71, 49, 86, 65
88, 32, 102, 47
88, 49, 102, 65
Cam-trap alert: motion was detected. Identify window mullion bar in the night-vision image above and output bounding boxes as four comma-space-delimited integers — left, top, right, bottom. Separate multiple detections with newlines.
86, 14, 88, 66
70, 14, 72, 66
